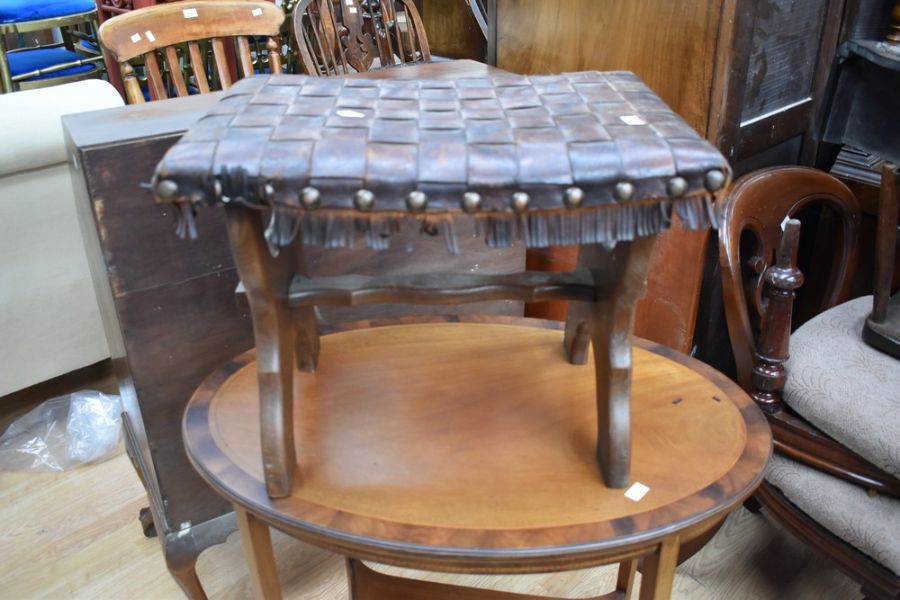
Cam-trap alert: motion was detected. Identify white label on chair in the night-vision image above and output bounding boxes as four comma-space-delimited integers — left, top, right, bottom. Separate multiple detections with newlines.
183, 8, 199, 18
251, 7, 263, 16
348, 6, 358, 13
130, 33, 142, 43
145, 30, 156, 42
337, 109, 366, 119
620, 115, 646, 126
397, 12, 408, 23
624, 482, 650, 502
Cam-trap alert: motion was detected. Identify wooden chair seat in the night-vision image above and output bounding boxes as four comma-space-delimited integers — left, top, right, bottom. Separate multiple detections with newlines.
183, 318, 771, 598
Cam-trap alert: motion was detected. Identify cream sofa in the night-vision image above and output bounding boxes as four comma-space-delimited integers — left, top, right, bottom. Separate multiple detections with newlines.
0, 80, 124, 396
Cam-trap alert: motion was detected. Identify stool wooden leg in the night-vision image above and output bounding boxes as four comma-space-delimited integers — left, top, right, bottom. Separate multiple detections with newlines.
235, 506, 282, 600
565, 239, 655, 487
616, 558, 638, 599
225, 207, 298, 498
639, 536, 680, 600
290, 242, 320, 373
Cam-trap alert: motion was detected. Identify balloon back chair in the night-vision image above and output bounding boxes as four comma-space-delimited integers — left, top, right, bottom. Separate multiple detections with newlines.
719, 165, 900, 599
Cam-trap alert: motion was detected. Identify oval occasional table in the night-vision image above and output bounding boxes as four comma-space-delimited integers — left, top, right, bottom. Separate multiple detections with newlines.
183, 317, 771, 600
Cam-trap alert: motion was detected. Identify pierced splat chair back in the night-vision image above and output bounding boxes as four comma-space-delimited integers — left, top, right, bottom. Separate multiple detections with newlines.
292, 0, 430, 76
98, 0, 284, 104
718, 166, 861, 390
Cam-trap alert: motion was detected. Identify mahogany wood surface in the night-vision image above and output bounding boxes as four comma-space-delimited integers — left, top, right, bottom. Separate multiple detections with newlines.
184, 318, 771, 576
344, 559, 619, 600
718, 166, 860, 390
493, 0, 724, 353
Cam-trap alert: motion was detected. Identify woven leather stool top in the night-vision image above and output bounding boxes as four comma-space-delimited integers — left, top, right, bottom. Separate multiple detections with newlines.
153, 71, 730, 252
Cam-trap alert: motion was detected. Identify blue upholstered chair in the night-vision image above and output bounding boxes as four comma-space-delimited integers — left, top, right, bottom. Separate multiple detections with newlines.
0, 0, 104, 93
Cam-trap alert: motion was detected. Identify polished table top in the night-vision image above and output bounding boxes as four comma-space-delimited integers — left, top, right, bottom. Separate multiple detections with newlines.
184, 318, 771, 574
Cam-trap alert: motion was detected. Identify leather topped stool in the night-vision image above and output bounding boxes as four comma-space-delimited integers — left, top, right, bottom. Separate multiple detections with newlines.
151, 71, 749, 598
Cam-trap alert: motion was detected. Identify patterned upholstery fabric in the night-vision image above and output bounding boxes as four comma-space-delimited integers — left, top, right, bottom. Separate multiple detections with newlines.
784, 296, 900, 478
767, 454, 900, 575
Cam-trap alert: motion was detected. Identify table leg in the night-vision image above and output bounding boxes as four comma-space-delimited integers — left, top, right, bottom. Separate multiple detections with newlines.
616, 558, 638, 598
235, 506, 282, 600
639, 536, 680, 600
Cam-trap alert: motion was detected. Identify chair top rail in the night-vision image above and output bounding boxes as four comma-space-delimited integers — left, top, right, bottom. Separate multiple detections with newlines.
99, 0, 282, 62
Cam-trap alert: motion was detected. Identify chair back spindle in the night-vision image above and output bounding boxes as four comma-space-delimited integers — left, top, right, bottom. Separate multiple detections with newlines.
99, 0, 284, 104
293, 0, 430, 76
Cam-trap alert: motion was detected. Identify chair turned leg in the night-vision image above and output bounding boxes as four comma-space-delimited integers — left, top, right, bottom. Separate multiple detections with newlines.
235, 506, 282, 600
225, 207, 300, 498
616, 558, 638, 599
565, 239, 656, 488
639, 536, 680, 600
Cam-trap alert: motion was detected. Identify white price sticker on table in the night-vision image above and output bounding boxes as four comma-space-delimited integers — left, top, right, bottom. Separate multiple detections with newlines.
624, 482, 650, 502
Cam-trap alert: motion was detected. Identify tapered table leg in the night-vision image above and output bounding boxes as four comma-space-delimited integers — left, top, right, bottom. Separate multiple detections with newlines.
235, 505, 282, 600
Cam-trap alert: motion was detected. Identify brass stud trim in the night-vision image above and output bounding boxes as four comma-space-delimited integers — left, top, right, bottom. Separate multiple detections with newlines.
704, 169, 727, 192
301, 186, 320, 209
511, 191, 530, 213
667, 177, 688, 198
354, 189, 375, 211
462, 191, 482, 213
156, 179, 179, 199
406, 190, 428, 212
614, 181, 634, 202
564, 186, 585, 208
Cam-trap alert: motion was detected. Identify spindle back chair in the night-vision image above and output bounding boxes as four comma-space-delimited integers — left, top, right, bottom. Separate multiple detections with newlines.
98, 0, 284, 104
292, 0, 430, 76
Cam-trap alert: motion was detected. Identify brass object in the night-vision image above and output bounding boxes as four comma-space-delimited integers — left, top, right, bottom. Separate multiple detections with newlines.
511, 191, 530, 212
667, 177, 688, 198
564, 187, 585, 208
354, 189, 376, 211
301, 186, 320, 209
406, 190, 428, 212
614, 182, 634, 202
704, 169, 727, 192
156, 179, 179, 199
462, 191, 482, 213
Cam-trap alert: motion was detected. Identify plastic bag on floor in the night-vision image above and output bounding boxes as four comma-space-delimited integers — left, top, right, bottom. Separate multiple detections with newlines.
0, 391, 123, 472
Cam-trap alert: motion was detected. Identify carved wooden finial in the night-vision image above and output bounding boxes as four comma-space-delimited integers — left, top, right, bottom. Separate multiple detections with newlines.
751, 218, 804, 413
267, 37, 282, 74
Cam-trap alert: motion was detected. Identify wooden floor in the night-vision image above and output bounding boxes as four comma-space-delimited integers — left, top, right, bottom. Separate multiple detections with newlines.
0, 365, 862, 600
